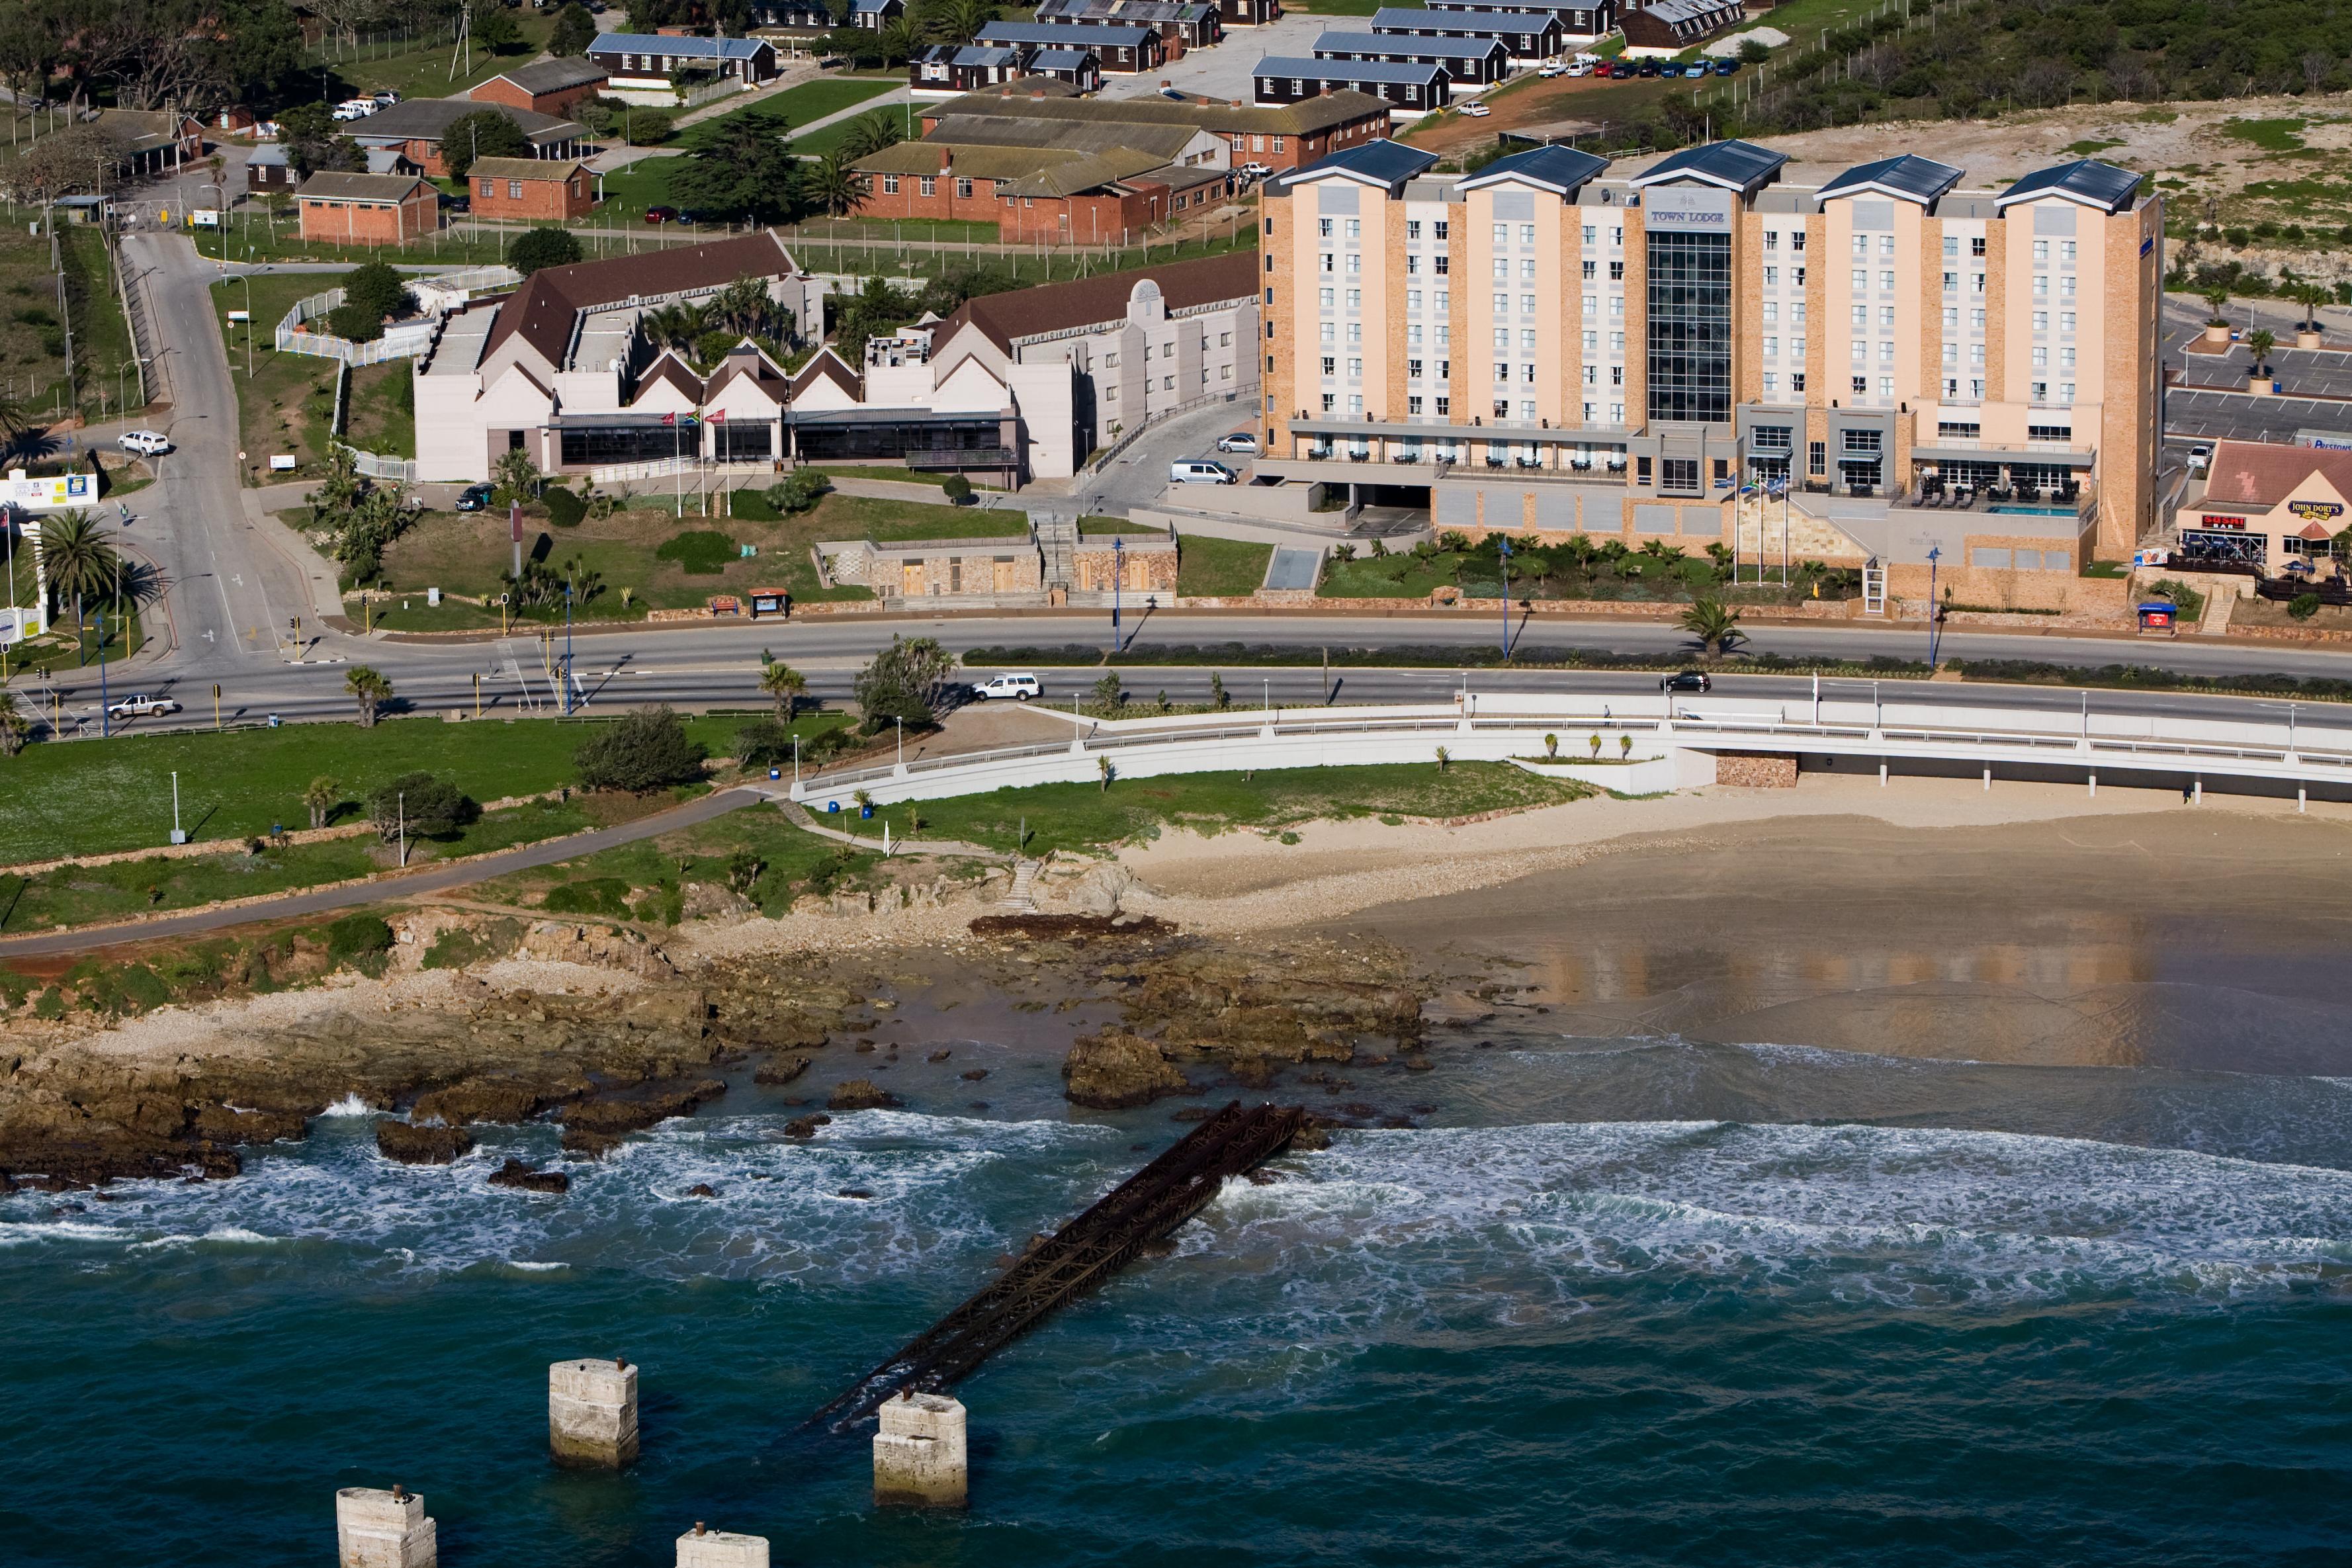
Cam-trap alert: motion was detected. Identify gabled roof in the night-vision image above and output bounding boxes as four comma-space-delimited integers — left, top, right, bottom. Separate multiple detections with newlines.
929, 84, 1391, 136
1368, 6, 1557, 29
1314, 29, 1506, 58
940, 252, 1258, 351
2201, 439, 2352, 509
1627, 138, 1784, 194
1027, 48, 1098, 69
1000, 148, 1172, 198
930, 112, 1203, 159
482, 230, 801, 368
1815, 153, 1963, 206
916, 44, 1025, 65
979, 19, 1156, 44
1268, 137, 1438, 195
475, 58, 609, 96
468, 156, 586, 182
1459, 142, 1608, 197
590, 31, 771, 59
632, 352, 707, 406
355, 98, 583, 143
296, 171, 431, 202
1254, 55, 1445, 84
1993, 157, 2142, 214
854, 140, 1090, 181
852, 0, 899, 11
787, 346, 864, 402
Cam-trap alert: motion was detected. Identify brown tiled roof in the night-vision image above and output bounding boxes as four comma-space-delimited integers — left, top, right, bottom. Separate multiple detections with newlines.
476, 58, 609, 96
468, 156, 586, 182
2202, 439, 2352, 508
998, 148, 1172, 198
787, 347, 863, 402
939, 250, 1258, 351
481, 230, 799, 367
928, 86, 1390, 137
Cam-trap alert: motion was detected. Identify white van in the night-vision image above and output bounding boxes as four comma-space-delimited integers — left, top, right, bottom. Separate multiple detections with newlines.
1170, 459, 1238, 485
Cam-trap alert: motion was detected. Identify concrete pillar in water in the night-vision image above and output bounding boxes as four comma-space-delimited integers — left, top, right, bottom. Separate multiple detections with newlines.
676, 1522, 769, 1568
550, 1356, 640, 1467
336, 1485, 437, 1568
874, 1390, 969, 1507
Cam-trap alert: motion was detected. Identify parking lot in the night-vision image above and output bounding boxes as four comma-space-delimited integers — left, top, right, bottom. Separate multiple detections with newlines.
1098, 13, 1368, 105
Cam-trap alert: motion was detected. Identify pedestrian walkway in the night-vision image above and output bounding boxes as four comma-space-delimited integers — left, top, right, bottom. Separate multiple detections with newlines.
1035, 515, 1076, 593
774, 797, 1004, 859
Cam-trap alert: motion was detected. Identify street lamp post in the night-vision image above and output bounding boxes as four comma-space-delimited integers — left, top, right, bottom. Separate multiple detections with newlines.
96, 608, 109, 736
230, 272, 254, 379
1498, 535, 1512, 658
1925, 544, 1942, 665
1110, 533, 1123, 654
561, 580, 574, 715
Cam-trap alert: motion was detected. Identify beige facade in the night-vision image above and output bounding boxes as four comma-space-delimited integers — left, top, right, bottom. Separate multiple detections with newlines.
1072, 534, 1178, 592
1259, 140, 2159, 574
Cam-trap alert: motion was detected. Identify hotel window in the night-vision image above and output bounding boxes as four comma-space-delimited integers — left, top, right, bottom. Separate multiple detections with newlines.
1880, 236, 1895, 257
1608, 260, 1624, 281
1494, 399, 1510, 418
2033, 240, 2048, 261
1852, 269, 1868, 291
1851, 305, 1867, 327
1791, 372, 1806, 392
1791, 231, 1806, 251
1348, 357, 1362, 376
2061, 312, 2076, 331
1610, 296, 1624, 316
1492, 257, 1508, 280
1435, 220, 1448, 238
1610, 365, 1623, 386
1794, 267, 1806, 286
1879, 306, 1895, 327
1436, 396, 1450, 415
1942, 270, 1958, 292
1583, 224, 1596, 244
1320, 288, 1334, 308
1764, 372, 1779, 394
1851, 376, 1867, 394
1970, 343, 1985, 365
1879, 271, 1895, 291
1346, 290, 1360, 309
1851, 341, 1866, 363
1972, 236, 1986, 256
1942, 306, 1958, 329
1970, 378, 1983, 398
1520, 330, 1536, 350
2062, 241, 2077, 262
2032, 310, 2047, 330
1320, 323, 1335, 343
1346, 220, 1360, 239
2034, 275, 2050, 296
1583, 259, 1596, 279
1764, 336, 1778, 357
1763, 300, 1778, 323
956, 178, 973, 198
1852, 234, 1869, 257
1407, 255, 1420, 275
1522, 365, 1536, 384
1583, 330, 1598, 351
1321, 253, 1334, 273
2060, 382, 2075, 401
1349, 395, 1364, 415
1584, 400, 1596, 420
1520, 224, 1536, 245
1612, 332, 1626, 352
2031, 380, 2048, 401
2060, 347, 2075, 369
1493, 224, 1509, 246
1348, 323, 1361, 342
920, 177, 936, 195
1942, 343, 1957, 365
1494, 326, 1509, 349
1434, 256, 1448, 274
1407, 395, 1423, 414
1409, 322, 1422, 343
1438, 359, 1449, 376
1943, 235, 1959, 258
1878, 342, 1894, 363
1321, 357, 1336, 375
1972, 273, 1985, 293
1970, 308, 1986, 329
2062, 276, 2077, 296
1766, 230, 1780, 250
1878, 376, 1893, 395
1520, 400, 1538, 421
1764, 266, 1778, 286
1319, 218, 1332, 236
1944, 378, 1958, 397
1583, 365, 1597, 384
1495, 363, 1510, 382
1792, 336, 1806, 359
1584, 294, 1598, 315
1346, 254, 1361, 274
1610, 401, 1625, 421
1409, 359, 1423, 379
1520, 294, 1536, 314
1321, 394, 1334, 411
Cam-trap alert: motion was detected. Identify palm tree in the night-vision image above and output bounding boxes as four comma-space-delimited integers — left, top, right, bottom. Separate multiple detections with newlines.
875, 16, 918, 65
36, 511, 118, 667
759, 659, 806, 720
2245, 327, 2277, 374
2298, 283, 2330, 335
801, 151, 869, 218
346, 666, 393, 728
2201, 286, 2230, 327
836, 110, 904, 163
1679, 596, 1746, 658
935, 0, 992, 44
0, 689, 28, 756
302, 775, 339, 830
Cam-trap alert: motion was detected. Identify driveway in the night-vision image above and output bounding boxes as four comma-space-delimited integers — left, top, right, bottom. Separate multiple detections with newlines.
1065, 399, 1263, 517
1098, 13, 1331, 103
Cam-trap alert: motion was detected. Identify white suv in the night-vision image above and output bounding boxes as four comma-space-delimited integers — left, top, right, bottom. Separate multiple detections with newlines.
974, 673, 1042, 701
119, 429, 171, 456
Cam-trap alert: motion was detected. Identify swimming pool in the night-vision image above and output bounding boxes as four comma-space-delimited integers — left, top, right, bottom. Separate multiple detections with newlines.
1989, 503, 2075, 516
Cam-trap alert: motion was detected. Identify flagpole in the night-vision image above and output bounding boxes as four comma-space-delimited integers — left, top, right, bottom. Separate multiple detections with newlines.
672, 412, 682, 519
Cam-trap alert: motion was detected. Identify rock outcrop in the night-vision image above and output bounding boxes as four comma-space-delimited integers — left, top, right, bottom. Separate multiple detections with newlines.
376, 1121, 475, 1164
487, 1158, 570, 1194
826, 1078, 902, 1111
1063, 1031, 1190, 1108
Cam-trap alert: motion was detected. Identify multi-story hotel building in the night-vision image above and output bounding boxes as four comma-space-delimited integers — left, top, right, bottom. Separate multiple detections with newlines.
1251, 138, 2161, 601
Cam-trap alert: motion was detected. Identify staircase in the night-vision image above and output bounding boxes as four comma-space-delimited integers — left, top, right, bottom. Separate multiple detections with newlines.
1004, 857, 1041, 911
1035, 515, 1076, 595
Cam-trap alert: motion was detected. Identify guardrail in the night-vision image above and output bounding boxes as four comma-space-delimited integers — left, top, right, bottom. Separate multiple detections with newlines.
788, 691, 2352, 810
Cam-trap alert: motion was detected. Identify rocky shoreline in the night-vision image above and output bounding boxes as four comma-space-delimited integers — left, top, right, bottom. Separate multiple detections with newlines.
0, 900, 1449, 1193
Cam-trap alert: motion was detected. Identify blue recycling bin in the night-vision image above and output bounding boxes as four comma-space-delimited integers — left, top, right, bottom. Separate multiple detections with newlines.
769, 767, 782, 781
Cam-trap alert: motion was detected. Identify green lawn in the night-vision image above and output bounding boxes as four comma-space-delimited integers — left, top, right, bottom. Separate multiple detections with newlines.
0, 711, 764, 865
0, 213, 137, 425
305, 16, 556, 105
900, 763, 1594, 858
811, 465, 1002, 490
1320, 552, 1455, 598
212, 272, 345, 484
1177, 536, 1274, 597
687, 78, 902, 151
1078, 515, 1163, 536
344, 361, 415, 459
375, 492, 1023, 617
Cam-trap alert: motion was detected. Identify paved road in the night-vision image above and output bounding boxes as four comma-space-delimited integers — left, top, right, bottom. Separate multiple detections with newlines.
0, 787, 763, 959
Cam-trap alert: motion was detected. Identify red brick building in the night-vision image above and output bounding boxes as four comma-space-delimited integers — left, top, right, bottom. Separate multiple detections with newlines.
468, 157, 595, 221
296, 172, 441, 245
917, 86, 1390, 175
466, 58, 611, 117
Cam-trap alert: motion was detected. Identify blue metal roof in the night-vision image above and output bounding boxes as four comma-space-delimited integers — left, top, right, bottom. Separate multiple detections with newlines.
1816, 153, 1964, 205
1627, 138, 1785, 194
1314, 29, 1507, 58
1256, 54, 1446, 82
591, 31, 769, 59
979, 19, 1156, 44
1027, 47, 1098, 67
1459, 142, 1608, 196
1368, 7, 1559, 30
1269, 137, 1440, 194
1995, 157, 2142, 213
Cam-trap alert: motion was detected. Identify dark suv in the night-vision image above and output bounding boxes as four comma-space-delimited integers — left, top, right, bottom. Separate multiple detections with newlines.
1659, 671, 1711, 693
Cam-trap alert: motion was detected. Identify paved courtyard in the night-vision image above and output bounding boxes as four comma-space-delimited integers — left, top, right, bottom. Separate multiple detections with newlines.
1098, 13, 1338, 103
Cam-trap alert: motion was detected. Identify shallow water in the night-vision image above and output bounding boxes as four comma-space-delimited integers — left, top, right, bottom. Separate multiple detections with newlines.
9, 1027, 2352, 1566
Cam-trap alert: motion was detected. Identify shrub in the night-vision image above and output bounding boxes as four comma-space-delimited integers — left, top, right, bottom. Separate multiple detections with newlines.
326, 913, 395, 959
575, 706, 707, 793
367, 772, 477, 840
762, 468, 830, 515
2290, 591, 2323, 620
541, 877, 634, 916
508, 225, 583, 276
853, 635, 953, 732
734, 717, 799, 767
341, 261, 412, 323
542, 486, 587, 529
326, 300, 383, 341
655, 529, 737, 574
941, 474, 975, 505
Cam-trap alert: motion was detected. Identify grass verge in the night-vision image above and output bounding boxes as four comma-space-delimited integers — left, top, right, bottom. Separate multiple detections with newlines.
962, 642, 1935, 676
1177, 537, 1274, 597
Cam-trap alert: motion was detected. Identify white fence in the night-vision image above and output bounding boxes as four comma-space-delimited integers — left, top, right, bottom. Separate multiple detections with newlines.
275, 266, 523, 367
789, 689, 2352, 810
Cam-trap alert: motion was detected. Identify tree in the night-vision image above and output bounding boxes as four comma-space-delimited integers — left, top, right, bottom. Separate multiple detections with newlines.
302, 775, 340, 830
472, 4, 523, 52
2245, 327, 2277, 370
671, 114, 799, 223
0, 689, 29, 756
2201, 287, 2230, 327
875, 15, 918, 64
934, 0, 992, 44
762, 467, 830, 514
341, 260, 414, 326
734, 717, 798, 767
492, 447, 541, 507
1097, 754, 1114, 791
548, 1, 597, 55
1737, 36, 1770, 63
36, 511, 117, 664
1092, 671, 1123, 713
2296, 282, 2330, 333
1678, 597, 1746, 658
441, 110, 530, 181
852, 634, 952, 732
759, 660, 807, 720
800, 150, 869, 219
836, 110, 904, 162
367, 771, 475, 841
3, 122, 130, 202
346, 666, 393, 727
575, 705, 709, 792
509, 226, 583, 276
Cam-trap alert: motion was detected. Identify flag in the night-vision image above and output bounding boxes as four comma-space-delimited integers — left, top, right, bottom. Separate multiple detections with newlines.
709, 408, 726, 423
661, 411, 677, 426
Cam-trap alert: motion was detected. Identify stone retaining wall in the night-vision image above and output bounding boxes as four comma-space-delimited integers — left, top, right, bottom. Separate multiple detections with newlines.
1712, 752, 1798, 789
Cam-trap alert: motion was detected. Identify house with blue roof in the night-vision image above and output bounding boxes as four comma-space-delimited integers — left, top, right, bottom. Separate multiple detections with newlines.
586, 32, 781, 91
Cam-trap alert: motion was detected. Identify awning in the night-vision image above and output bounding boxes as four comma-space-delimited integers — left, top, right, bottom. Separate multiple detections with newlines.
1910, 443, 2095, 469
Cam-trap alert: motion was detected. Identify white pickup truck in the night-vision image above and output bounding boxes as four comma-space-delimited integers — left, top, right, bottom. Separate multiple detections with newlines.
107, 693, 181, 719
973, 674, 1043, 701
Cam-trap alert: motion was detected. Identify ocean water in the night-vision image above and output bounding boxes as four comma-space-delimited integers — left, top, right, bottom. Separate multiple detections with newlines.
7, 1037, 2352, 1566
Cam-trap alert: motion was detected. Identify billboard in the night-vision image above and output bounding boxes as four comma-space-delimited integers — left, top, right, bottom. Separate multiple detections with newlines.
3, 469, 98, 510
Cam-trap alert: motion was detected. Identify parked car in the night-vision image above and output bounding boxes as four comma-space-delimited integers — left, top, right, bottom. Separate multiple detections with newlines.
1660, 671, 1712, 693
2187, 443, 2213, 472
372, 90, 402, 106
1538, 61, 1567, 76
455, 482, 494, 512
1713, 57, 1739, 75
1565, 61, 1591, 75
1459, 101, 1490, 116
1636, 58, 1660, 76
1215, 431, 1260, 454
1238, 160, 1272, 179
1170, 459, 1238, 485
442, 193, 471, 214
118, 429, 171, 456
331, 98, 377, 120
107, 693, 180, 719
974, 673, 1043, 702
643, 205, 679, 224
253, 118, 283, 140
